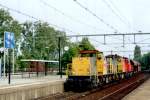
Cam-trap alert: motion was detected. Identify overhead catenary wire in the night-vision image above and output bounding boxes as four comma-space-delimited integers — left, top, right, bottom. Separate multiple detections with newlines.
66, 32, 150, 37
108, 0, 141, 34
89, 38, 150, 56
136, 37, 150, 43
103, 0, 133, 43
0, 3, 77, 34
101, 0, 129, 28
88, 38, 136, 56
108, 0, 131, 26
89, 36, 123, 45
39, 0, 111, 33
89, 38, 119, 51
73, 0, 119, 32
1, 2, 149, 45
105, 0, 137, 34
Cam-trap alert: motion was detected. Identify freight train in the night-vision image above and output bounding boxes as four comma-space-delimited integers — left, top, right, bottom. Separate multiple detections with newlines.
64, 50, 141, 91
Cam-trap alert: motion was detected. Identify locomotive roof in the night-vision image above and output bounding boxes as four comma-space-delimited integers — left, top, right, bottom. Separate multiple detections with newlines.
105, 54, 121, 58
122, 57, 129, 59
79, 50, 103, 54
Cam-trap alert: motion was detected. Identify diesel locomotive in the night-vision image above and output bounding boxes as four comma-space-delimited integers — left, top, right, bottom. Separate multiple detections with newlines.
64, 50, 141, 90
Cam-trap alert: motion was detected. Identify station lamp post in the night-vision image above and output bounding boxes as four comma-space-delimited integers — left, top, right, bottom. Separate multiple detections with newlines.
58, 36, 69, 78
58, 37, 61, 78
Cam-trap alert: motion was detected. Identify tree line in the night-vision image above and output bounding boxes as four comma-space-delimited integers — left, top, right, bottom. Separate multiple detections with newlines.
0, 9, 95, 71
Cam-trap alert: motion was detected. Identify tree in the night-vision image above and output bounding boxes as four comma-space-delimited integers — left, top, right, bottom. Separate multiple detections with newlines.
20, 21, 68, 60
140, 52, 150, 70
34, 21, 68, 60
134, 45, 141, 61
0, 9, 22, 47
79, 37, 95, 50
0, 9, 13, 37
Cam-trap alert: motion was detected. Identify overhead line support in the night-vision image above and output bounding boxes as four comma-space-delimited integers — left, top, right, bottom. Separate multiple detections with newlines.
66, 33, 150, 37
134, 34, 136, 44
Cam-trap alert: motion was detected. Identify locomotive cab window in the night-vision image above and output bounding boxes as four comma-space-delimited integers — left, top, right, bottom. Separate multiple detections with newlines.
80, 53, 96, 57
90, 53, 96, 57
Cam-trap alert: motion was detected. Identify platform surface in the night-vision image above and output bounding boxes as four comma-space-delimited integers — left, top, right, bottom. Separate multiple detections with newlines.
122, 78, 150, 100
0, 73, 66, 87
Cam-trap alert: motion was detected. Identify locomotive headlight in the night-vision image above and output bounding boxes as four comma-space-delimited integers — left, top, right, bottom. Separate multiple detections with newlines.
87, 68, 90, 74
72, 71, 76, 74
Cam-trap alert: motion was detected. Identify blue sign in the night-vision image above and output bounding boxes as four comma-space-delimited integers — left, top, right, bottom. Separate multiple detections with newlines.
4, 32, 15, 48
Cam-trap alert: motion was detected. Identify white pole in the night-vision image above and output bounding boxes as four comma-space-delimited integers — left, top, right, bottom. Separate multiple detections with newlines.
12, 49, 14, 74
3, 51, 5, 77
3, 32, 5, 77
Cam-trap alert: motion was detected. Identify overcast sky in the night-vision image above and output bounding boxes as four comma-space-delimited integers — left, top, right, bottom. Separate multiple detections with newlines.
0, 0, 150, 58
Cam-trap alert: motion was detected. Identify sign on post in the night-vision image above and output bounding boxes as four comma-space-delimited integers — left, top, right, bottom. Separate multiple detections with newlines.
4, 32, 15, 49
4, 32, 15, 84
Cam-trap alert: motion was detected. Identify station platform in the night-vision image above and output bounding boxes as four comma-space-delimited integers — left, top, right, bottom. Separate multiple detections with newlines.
123, 78, 150, 100
0, 74, 66, 86
0, 74, 66, 100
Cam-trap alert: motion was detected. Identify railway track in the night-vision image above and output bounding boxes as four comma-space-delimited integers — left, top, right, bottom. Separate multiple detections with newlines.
34, 73, 149, 100
79, 73, 149, 100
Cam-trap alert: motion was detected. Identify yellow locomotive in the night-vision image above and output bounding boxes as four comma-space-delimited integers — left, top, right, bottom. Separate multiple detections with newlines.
65, 50, 106, 90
